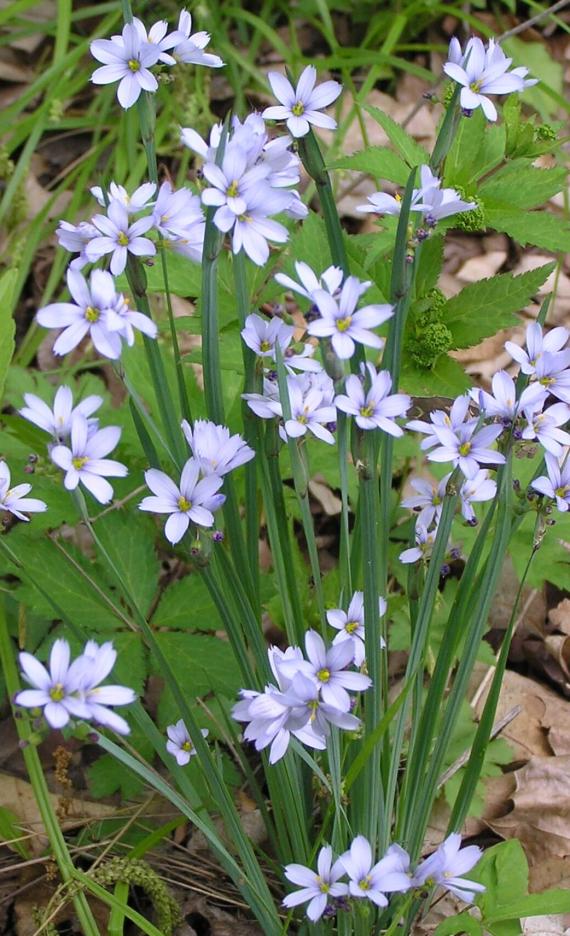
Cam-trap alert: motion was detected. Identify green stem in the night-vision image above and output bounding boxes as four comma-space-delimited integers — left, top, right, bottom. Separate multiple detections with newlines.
232, 249, 261, 605
359, 431, 386, 843
383, 478, 459, 851
125, 257, 185, 467
298, 128, 349, 274
0, 600, 101, 936
275, 347, 326, 626
406, 458, 513, 860
448, 513, 541, 831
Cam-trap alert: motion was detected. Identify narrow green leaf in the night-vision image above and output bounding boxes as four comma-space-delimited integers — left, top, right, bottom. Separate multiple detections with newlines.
0, 269, 17, 400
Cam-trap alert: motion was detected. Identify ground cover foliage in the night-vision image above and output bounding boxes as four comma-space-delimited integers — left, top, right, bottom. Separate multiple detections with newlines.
1, 1, 570, 934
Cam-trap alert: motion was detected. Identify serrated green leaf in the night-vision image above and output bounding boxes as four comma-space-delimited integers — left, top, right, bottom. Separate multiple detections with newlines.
87, 752, 144, 799
12, 538, 122, 632
0, 269, 17, 400
442, 264, 555, 349
329, 146, 410, 184
363, 105, 430, 166
400, 354, 471, 398
95, 509, 160, 616
480, 162, 567, 211
152, 633, 241, 698
485, 208, 570, 253
152, 575, 220, 631
434, 912, 483, 936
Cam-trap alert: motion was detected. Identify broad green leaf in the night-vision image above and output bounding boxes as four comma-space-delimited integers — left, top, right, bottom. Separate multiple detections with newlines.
0, 268, 17, 400
0, 807, 31, 859
445, 110, 505, 188
95, 509, 160, 615
363, 105, 430, 165
152, 575, 220, 631
480, 162, 567, 211
400, 354, 471, 398
434, 912, 483, 936
12, 538, 122, 632
504, 38, 564, 119
485, 208, 570, 253
152, 633, 242, 699
510, 509, 570, 591
329, 146, 411, 184
443, 263, 555, 350
488, 891, 570, 923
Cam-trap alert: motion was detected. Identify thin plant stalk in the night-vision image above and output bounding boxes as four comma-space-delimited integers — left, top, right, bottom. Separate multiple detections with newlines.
0, 600, 101, 936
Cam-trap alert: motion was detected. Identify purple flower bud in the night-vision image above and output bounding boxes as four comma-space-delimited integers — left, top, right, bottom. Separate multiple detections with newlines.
440, 563, 451, 578
449, 547, 462, 560
213, 530, 224, 542
461, 108, 473, 118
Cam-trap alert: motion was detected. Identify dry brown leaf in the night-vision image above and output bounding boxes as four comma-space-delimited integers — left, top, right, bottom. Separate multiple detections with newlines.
308, 478, 342, 516
456, 250, 508, 283
488, 755, 570, 863
550, 599, 570, 636
522, 916, 570, 934
0, 771, 114, 854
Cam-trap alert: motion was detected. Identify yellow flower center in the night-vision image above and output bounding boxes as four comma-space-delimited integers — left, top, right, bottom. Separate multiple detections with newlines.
128, 58, 140, 72
177, 496, 192, 512
345, 620, 359, 634
181, 740, 193, 752
85, 305, 100, 323
336, 316, 352, 332
291, 101, 305, 116
226, 180, 240, 198
260, 340, 272, 352
395, 193, 402, 202
317, 668, 331, 683
72, 456, 89, 470
458, 442, 471, 457
469, 80, 482, 92
307, 699, 319, 720
117, 232, 130, 246
161, 213, 169, 224
358, 876, 371, 891
359, 405, 374, 418
539, 376, 555, 386
555, 485, 569, 498
297, 414, 308, 424
317, 878, 330, 894
49, 683, 65, 702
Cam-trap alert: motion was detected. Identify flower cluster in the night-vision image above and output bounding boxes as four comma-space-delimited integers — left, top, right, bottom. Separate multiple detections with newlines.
444, 36, 537, 122
402, 321, 570, 562
283, 833, 484, 922
182, 112, 309, 265
233, 629, 371, 763
139, 419, 254, 544
20, 385, 127, 505
15, 638, 135, 734
359, 164, 476, 228
41, 178, 208, 359
90, 10, 223, 110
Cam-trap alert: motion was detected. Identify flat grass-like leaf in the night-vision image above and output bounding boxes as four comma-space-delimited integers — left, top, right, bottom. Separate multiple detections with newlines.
0, 269, 17, 401
443, 263, 555, 349
485, 208, 570, 253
